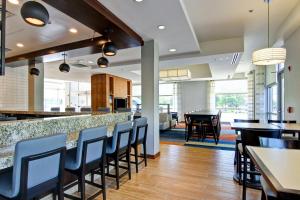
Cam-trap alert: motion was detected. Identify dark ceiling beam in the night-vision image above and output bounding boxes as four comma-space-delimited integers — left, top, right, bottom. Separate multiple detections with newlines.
6, 0, 143, 66
42, 0, 143, 48
6, 36, 105, 65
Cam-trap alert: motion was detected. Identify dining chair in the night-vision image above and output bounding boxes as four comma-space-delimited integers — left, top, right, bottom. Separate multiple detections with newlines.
105, 121, 133, 189
202, 111, 221, 144
268, 119, 297, 137
131, 117, 148, 173
259, 137, 300, 200
65, 107, 76, 112
80, 107, 92, 112
98, 107, 111, 113
234, 119, 260, 179
51, 107, 61, 112
0, 134, 66, 200
64, 126, 107, 200
240, 129, 282, 200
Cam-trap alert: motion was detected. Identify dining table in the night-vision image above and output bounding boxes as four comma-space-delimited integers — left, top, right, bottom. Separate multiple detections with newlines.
246, 146, 300, 200
231, 122, 300, 133
185, 110, 219, 142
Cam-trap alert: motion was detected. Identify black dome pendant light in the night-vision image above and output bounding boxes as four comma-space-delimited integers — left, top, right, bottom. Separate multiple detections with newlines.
59, 53, 70, 73
21, 1, 50, 27
30, 67, 40, 76
97, 45, 109, 68
103, 29, 117, 56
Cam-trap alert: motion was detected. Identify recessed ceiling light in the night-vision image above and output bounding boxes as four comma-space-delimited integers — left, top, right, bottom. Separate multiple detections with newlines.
8, 0, 19, 5
134, 0, 143, 2
88, 61, 94, 64
169, 48, 177, 52
69, 28, 78, 33
16, 43, 24, 48
158, 25, 166, 30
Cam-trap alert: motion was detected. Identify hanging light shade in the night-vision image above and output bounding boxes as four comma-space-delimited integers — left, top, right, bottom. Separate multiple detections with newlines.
252, 48, 286, 65
252, 0, 286, 66
30, 67, 40, 76
97, 56, 109, 68
21, 1, 49, 27
103, 41, 117, 56
59, 53, 70, 72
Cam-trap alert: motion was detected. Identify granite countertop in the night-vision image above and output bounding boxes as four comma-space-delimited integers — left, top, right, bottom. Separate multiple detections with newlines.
0, 112, 130, 170
0, 126, 115, 170
0, 110, 106, 116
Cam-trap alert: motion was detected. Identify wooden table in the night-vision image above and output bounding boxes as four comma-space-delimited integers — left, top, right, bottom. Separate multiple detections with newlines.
185, 111, 219, 142
247, 146, 300, 199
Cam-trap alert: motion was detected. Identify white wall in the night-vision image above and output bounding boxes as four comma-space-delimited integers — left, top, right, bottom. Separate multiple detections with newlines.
284, 26, 300, 121
0, 66, 28, 110
177, 81, 209, 121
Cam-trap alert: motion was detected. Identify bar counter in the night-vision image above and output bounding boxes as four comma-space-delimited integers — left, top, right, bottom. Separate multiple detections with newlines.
0, 112, 130, 170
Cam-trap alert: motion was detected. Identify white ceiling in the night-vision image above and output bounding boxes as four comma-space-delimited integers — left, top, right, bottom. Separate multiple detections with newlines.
6, 0, 300, 83
5, 0, 98, 57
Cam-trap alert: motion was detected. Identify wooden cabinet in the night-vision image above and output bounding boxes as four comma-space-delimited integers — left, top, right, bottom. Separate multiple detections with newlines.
91, 73, 132, 112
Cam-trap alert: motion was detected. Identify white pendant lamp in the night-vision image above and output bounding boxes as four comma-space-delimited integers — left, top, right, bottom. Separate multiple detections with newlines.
252, 0, 286, 66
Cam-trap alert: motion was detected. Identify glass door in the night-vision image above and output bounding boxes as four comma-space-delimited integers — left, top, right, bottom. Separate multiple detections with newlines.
267, 84, 278, 120
278, 71, 285, 120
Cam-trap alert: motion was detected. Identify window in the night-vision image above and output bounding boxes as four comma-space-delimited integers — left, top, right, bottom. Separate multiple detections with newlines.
214, 80, 248, 122
44, 79, 91, 111
132, 83, 178, 112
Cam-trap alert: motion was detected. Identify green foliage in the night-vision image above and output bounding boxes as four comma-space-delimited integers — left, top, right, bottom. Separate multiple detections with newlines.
216, 94, 247, 112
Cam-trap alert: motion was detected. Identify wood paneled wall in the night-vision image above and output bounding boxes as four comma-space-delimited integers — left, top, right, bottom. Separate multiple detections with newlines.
91, 73, 132, 112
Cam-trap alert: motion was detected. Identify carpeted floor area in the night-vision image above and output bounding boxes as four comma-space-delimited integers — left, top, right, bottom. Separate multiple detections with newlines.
160, 122, 236, 150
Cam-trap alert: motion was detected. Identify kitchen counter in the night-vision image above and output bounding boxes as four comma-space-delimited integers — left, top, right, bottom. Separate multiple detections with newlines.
0, 112, 130, 170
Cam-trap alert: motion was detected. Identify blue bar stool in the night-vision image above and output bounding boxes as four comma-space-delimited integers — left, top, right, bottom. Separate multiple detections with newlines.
131, 117, 148, 173
0, 134, 67, 200
105, 121, 133, 189
64, 126, 107, 200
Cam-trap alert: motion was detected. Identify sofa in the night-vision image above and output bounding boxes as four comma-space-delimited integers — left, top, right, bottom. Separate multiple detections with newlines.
159, 113, 177, 130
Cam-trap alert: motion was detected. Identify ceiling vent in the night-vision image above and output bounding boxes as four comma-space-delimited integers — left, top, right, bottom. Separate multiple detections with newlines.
160, 68, 191, 81
231, 53, 240, 65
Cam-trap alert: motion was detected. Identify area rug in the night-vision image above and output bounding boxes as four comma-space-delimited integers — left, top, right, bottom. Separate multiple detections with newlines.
160, 125, 236, 151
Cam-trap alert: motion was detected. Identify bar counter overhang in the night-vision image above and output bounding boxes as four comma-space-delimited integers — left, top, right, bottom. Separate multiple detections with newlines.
0, 111, 130, 170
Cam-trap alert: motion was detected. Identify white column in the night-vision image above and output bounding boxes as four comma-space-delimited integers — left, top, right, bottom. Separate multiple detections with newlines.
28, 60, 44, 111
141, 40, 160, 156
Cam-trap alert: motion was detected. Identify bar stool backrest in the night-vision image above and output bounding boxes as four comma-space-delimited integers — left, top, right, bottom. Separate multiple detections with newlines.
267, 120, 296, 124
65, 107, 76, 112
51, 107, 60, 112
132, 117, 148, 144
76, 126, 107, 168
111, 121, 132, 153
12, 134, 66, 197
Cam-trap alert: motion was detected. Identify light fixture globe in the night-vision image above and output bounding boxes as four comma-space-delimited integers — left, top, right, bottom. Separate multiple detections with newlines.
97, 56, 109, 68
252, 48, 286, 66
59, 63, 70, 73
21, 1, 49, 27
103, 42, 117, 56
30, 67, 40, 76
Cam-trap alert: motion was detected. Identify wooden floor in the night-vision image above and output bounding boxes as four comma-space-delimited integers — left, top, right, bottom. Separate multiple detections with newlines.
85, 144, 261, 200
82, 144, 260, 200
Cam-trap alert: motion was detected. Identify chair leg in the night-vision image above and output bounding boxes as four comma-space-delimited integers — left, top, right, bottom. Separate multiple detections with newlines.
101, 161, 106, 200
79, 173, 85, 200
134, 146, 139, 173
115, 155, 120, 190
261, 190, 266, 200
242, 154, 247, 200
57, 182, 64, 200
143, 143, 147, 167
127, 150, 132, 180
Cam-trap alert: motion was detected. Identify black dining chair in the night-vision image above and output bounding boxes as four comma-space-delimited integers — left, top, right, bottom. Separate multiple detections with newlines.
259, 137, 300, 200
268, 119, 297, 137
240, 129, 282, 200
233, 119, 260, 179
202, 112, 221, 144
